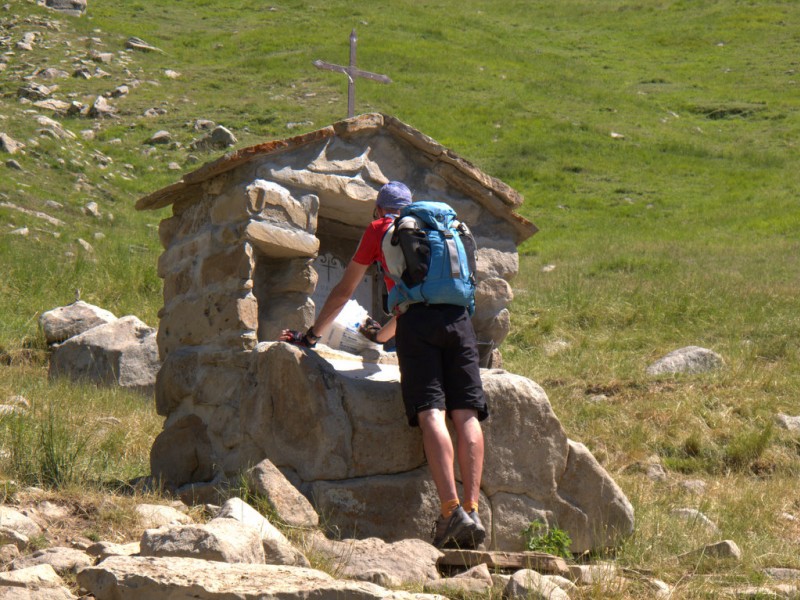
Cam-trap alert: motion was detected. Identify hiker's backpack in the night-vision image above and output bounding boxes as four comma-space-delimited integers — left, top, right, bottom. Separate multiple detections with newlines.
381, 201, 477, 315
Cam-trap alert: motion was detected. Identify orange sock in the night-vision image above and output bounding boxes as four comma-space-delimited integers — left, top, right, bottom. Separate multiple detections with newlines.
441, 499, 460, 518
465, 501, 479, 513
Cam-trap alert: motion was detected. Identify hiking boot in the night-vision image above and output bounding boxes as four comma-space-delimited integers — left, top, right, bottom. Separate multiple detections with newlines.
467, 510, 486, 547
431, 506, 480, 549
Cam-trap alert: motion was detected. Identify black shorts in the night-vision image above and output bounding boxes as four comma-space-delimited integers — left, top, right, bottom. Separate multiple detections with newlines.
395, 303, 489, 427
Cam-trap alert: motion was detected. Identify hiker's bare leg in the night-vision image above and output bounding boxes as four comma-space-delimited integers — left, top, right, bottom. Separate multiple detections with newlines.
451, 408, 484, 508
418, 408, 459, 505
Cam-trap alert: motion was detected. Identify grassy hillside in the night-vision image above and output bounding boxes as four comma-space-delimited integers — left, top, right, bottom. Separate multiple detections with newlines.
1, 0, 799, 596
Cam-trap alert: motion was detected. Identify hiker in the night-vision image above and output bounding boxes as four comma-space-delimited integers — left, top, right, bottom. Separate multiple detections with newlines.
280, 180, 489, 549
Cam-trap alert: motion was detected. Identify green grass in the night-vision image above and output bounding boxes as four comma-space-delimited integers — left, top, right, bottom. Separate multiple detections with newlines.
1, 0, 800, 596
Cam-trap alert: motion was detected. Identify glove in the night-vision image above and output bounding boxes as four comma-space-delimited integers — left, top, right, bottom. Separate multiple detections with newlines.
358, 317, 382, 344
283, 328, 320, 348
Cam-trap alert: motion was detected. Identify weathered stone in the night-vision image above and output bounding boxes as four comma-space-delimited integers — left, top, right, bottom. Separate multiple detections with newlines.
0, 526, 29, 550
17, 83, 53, 100
49, 316, 159, 394
424, 563, 491, 595
646, 346, 724, 376
568, 563, 620, 585
140, 518, 265, 564
0, 564, 74, 599
150, 414, 215, 489
215, 498, 308, 566
474, 277, 513, 317
11, 546, 92, 575
505, 569, 570, 600
135, 504, 193, 528
475, 244, 519, 281
775, 413, 800, 432
33, 99, 72, 115
38, 68, 70, 80
244, 459, 319, 528
472, 307, 511, 346
0, 506, 43, 538
670, 508, 719, 534
244, 220, 319, 258
45, 0, 86, 15
310, 533, 442, 586
77, 555, 430, 600
147, 130, 170, 144
88, 96, 116, 118
0, 133, 25, 155
680, 539, 742, 561
85, 541, 140, 561
157, 293, 258, 354
39, 301, 117, 345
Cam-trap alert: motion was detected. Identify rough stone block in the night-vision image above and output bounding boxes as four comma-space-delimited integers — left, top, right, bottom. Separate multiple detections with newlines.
245, 221, 319, 259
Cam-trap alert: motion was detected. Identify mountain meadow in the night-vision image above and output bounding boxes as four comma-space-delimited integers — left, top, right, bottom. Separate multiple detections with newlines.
1, 0, 799, 597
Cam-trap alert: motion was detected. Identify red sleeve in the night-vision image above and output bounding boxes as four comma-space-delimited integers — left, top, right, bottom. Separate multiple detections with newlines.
352, 220, 384, 266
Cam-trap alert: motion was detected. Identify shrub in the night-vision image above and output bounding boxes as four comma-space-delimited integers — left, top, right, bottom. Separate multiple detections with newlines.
521, 520, 572, 559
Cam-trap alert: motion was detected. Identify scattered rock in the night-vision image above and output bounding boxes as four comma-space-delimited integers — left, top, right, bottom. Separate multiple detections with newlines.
0, 564, 74, 599
164, 69, 181, 79
34, 115, 76, 139
141, 518, 266, 565
78, 555, 427, 600
191, 125, 237, 150
680, 479, 707, 494
135, 504, 193, 529
44, 0, 87, 16
126, 36, 164, 53
0, 506, 43, 538
568, 563, 620, 585
88, 95, 116, 118
646, 346, 724, 376
38, 67, 70, 80
215, 497, 308, 567
762, 567, 800, 581
424, 563, 492, 595
73, 67, 91, 79
39, 300, 118, 345
244, 459, 319, 528
33, 99, 72, 114
11, 546, 93, 575
18, 82, 55, 100
775, 413, 800, 432
86, 541, 141, 561
309, 532, 441, 586
107, 84, 129, 98
147, 130, 171, 145
5, 159, 22, 170
505, 568, 570, 600
143, 107, 167, 118
83, 201, 101, 217
680, 539, 742, 561
670, 508, 720, 533
48, 315, 160, 394
0, 133, 25, 154
88, 50, 113, 64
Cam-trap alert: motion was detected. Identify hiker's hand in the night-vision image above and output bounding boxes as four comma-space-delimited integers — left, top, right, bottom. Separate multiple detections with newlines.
280, 328, 318, 348
358, 317, 382, 343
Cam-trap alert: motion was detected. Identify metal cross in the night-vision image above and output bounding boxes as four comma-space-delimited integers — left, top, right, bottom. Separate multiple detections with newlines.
313, 29, 392, 118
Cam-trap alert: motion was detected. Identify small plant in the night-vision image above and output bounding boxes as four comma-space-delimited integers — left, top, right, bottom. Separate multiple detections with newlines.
521, 520, 572, 560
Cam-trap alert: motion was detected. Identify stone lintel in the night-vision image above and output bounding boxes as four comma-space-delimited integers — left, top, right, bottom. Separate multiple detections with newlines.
245, 221, 319, 259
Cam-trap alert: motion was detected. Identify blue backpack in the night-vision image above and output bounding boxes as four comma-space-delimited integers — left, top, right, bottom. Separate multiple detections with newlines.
381, 201, 477, 315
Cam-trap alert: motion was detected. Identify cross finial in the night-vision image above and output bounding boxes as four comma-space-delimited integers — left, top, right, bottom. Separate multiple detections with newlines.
313, 29, 392, 118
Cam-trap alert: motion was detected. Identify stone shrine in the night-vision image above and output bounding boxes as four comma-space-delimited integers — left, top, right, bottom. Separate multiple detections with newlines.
138, 114, 634, 552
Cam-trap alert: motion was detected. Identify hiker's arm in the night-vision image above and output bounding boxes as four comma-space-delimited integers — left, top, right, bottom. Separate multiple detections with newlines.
375, 315, 396, 343
308, 260, 370, 339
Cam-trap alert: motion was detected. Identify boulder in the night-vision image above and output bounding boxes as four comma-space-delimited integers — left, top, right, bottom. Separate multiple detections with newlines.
0, 507, 43, 538
38, 301, 117, 345
0, 564, 75, 599
646, 346, 724, 376
140, 518, 266, 564
77, 555, 436, 600
310, 533, 442, 586
215, 498, 308, 566
150, 415, 215, 489
44, 0, 86, 15
505, 569, 569, 600
48, 315, 159, 394
10, 546, 92, 575
424, 563, 492, 595
244, 459, 319, 528
0, 133, 25, 155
